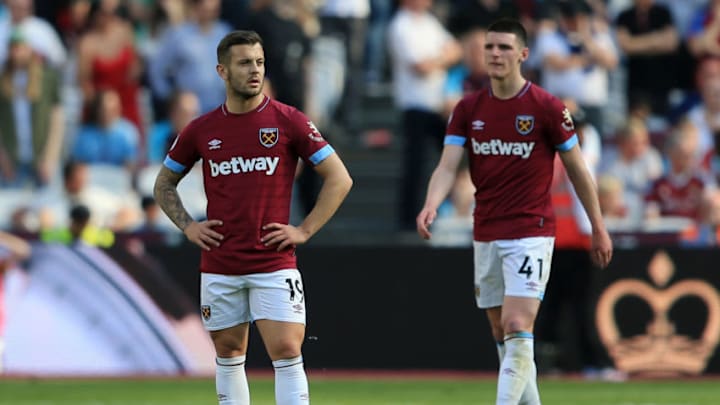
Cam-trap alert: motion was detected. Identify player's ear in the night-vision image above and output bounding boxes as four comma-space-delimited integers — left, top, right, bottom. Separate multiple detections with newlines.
216, 63, 227, 80
519, 47, 529, 63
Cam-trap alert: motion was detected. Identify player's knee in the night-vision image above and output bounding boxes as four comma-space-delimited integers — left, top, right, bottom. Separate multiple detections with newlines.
502, 317, 531, 335
268, 340, 302, 361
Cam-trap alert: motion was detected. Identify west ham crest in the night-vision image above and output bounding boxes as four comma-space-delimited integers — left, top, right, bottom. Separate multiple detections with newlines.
515, 115, 534, 135
201, 305, 211, 320
259, 128, 279, 148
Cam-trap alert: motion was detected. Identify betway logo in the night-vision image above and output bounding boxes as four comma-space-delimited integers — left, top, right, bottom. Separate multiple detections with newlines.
209, 157, 279, 177
471, 138, 535, 159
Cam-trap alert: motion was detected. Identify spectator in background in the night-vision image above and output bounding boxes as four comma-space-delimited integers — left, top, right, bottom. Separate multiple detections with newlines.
614, 0, 679, 116
248, 0, 320, 217
148, 0, 231, 115
147, 90, 200, 164
686, 57, 720, 170
0, 0, 67, 68
537, 99, 607, 376
626, 91, 669, 136
687, 0, 720, 58
447, 0, 519, 38
41, 204, 115, 247
645, 120, 716, 221
54, 0, 92, 50
388, 0, 462, 231
318, 0, 369, 135
443, 28, 490, 117
364, 0, 393, 88
135, 195, 165, 233
656, 0, 706, 39
681, 189, 720, 246
34, 160, 139, 232
534, 0, 618, 134
76, 0, 144, 140
220, 0, 251, 29
600, 117, 664, 224
597, 174, 631, 227
0, 28, 64, 188
71, 89, 140, 169
247, 0, 313, 113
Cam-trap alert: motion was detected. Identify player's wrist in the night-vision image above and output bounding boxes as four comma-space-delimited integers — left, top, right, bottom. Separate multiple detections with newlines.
180, 220, 195, 233
297, 225, 313, 240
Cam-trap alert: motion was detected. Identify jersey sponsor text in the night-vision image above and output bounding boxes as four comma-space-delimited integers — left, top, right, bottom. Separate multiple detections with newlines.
209, 156, 280, 177
471, 138, 535, 159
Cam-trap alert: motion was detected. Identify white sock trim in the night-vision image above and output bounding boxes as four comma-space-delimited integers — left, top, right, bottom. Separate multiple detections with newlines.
273, 355, 303, 369
217, 355, 247, 366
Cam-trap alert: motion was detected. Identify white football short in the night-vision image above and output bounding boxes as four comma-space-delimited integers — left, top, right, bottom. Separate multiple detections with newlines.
200, 269, 306, 331
473, 237, 554, 309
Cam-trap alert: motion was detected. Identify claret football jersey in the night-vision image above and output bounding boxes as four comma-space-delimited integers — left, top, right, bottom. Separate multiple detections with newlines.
165, 96, 334, 275
445, 81, 578, 241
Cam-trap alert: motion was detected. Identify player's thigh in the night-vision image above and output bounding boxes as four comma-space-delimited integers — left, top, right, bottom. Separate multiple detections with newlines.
200, 273, 251, 331
474, 241, 504, 309
498, 236, 554, 301
210, 322, 251, 357
247, 269, 306, 325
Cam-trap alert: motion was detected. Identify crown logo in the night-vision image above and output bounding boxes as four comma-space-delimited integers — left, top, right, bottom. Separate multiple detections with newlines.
595, 250, 720, 376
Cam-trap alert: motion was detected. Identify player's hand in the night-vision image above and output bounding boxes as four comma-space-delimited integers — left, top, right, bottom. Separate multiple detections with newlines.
183, 220, 224, 251
590, 227, 613, 269
416, 207, 437, 240
261, 223, 310, 252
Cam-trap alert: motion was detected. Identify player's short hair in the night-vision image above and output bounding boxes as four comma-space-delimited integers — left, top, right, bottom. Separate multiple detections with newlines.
487, 18, 528, 47
217, 30, 263, 65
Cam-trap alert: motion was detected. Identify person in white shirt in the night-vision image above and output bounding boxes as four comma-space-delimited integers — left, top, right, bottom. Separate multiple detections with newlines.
534, 1, 618, 135
0, 0, 66, 68
388, 0, 461, 230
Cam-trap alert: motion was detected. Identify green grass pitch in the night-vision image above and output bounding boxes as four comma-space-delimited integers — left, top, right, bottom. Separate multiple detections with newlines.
0, 375, 718, 404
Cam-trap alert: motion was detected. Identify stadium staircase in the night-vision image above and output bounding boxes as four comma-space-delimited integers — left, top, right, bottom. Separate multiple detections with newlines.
310, 87, 419, 246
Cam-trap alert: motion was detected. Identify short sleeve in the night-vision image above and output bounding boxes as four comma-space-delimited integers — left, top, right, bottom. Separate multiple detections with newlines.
547, 97, 578, 152
164, 120, 200, 173
287, 109, 334, 166
445, 97, 469, 147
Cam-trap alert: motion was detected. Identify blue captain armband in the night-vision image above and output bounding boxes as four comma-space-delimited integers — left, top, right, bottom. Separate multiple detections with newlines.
444, 135, 466, 146
309, 145, 335, 165
556, 134, 578, 152
163, 156, 187, 173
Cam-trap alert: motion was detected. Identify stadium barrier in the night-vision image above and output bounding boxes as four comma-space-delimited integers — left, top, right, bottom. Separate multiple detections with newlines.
3, 241, 719, 376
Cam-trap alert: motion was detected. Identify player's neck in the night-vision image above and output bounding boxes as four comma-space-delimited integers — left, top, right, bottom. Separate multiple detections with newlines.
225, 94, 265, 114
490, 75, 527, 100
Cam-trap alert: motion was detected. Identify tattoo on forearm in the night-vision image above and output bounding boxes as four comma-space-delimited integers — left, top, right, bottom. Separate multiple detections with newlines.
154, 169, 193, 231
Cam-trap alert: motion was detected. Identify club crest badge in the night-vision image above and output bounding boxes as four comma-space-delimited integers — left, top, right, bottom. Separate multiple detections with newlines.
515, 115, 534, 135
201, 305, 211, 321
259, 128, 279, 148
306, 121, 324, 142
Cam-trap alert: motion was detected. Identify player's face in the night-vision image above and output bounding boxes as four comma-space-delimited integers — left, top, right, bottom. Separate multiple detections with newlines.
484, 32, 528, 80
219, 43, 266, 100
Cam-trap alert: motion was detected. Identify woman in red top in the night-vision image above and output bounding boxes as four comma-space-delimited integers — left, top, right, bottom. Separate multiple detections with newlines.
77, 0, 143, 142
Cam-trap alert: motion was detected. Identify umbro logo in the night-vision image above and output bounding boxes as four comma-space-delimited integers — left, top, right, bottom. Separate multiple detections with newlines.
472, 120, 485, 131
208, 139, 222, 150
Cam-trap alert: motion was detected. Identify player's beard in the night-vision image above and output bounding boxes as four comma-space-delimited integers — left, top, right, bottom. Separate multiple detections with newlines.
228, 72, 264, 100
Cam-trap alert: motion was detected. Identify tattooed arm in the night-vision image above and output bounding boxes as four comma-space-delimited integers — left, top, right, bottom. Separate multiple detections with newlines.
154, 166, 223, 251
153, 166, 193, 230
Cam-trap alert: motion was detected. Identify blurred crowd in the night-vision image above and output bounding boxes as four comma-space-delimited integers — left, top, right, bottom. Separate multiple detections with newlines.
0, 0, 719, 247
